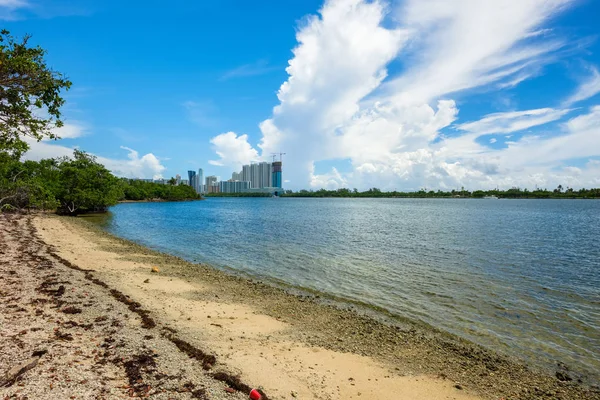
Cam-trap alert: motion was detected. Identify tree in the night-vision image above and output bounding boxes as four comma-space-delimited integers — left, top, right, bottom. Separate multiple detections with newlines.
0, 30, 72, 157
556, 184, 563, 193
55, 150, 123, 215
168, 177, 177, 186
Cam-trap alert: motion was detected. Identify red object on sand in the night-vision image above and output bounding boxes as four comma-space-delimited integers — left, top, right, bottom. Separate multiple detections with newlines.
249, 388, 262, 400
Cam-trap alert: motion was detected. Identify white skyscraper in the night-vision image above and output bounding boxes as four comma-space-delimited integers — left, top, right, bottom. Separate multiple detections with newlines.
258, 162, 272, 188
250, 163, 260, 189
231, 171, 242, 181
242, 164, 251, 184
197, 168, 204, 194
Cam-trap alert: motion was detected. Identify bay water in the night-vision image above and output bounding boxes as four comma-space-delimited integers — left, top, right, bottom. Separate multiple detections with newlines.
97, 198, 600, 379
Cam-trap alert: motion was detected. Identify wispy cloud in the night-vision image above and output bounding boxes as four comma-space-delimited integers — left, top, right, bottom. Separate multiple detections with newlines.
0, 0, 28, 7
0, 0, 29, 20
182, 100, 218, 127
110, 127, 145, 143
563, 65, 600, 106
220, 59, 279, 81
0, 0, 93, 20
457, 108, 572, 135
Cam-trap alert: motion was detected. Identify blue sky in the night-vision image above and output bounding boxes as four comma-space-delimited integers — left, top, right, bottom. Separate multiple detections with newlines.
5, 0, 600, 190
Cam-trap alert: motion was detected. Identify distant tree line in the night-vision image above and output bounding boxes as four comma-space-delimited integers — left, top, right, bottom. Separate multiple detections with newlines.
122, 178, 200, 202
199, 187, 600, 199
278, 187, 600, 199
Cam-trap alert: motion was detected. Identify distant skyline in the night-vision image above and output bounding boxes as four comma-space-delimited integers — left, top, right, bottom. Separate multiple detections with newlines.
6, 0, 600, 190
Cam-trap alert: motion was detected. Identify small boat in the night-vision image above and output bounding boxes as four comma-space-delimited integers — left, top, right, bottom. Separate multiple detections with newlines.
483, 195, 499, 199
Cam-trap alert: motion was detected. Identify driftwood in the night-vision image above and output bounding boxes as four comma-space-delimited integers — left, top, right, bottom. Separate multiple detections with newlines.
0, 355, 41, 387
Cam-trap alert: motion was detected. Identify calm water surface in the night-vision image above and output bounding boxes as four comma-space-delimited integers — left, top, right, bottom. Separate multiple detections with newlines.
98, 198, 600, 378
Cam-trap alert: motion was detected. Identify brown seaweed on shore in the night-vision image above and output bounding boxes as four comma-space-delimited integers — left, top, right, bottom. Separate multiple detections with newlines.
211, 371, 251, 393
49, 250, 157, 329
123, 353, 157, 396
54, 330, 73, 341
109, 288, 156, 329
211, 372, 270, 400
162, 332, 216, 370
61, 305, 82, 314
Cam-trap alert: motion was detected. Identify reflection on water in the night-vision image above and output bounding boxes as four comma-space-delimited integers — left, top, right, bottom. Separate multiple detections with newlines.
97, 198, 600, 379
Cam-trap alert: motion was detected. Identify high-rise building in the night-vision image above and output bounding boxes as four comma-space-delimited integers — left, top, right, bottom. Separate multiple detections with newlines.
220, 180, 251, 193
272, 161, 282, 188
242, 165, 251, 186
175, 174, 181, 185
205, 175, 218, 193
187, 170, 196, 190
258, 162, 272, 188
233, 161, 280, 190
249, 163, 259, 188
197, 168, 204, 194
231, 171, 242, 181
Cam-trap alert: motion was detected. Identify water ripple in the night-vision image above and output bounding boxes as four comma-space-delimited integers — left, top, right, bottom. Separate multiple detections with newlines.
100, 198, 600, 379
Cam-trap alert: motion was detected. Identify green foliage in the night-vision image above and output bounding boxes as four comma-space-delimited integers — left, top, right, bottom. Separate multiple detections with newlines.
54, 150, 123, 215
0, 150, 200, 214
0, 151, 59, 210
0, 30, 72, 157
121, 179, 200, 201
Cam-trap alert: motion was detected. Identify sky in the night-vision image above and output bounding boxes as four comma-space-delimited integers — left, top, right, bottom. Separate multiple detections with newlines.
4, 0, 600, 191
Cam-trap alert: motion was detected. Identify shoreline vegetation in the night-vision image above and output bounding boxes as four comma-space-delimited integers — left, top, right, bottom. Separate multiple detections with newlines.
0, 150, 201, 215
206, 186, 600, 199
2, 213, 596, 399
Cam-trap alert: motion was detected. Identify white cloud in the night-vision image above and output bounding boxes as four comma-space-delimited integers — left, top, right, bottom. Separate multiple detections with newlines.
383, 0, 571, 104
310, 167, 348, 190
489, 138, 497, 144
220, 60, 279, 81
257, 0, 410, 187
49, 122, 88, 140
563, 65, 600, 106
566, 105, 600, 132
209, 131, 259, 169
456, 108, 572, 135
0, 0, 28, 19
211, 0, 600, 190
0, 0, 28, 7
108, 146, 166, 180
24, 141, 166, 180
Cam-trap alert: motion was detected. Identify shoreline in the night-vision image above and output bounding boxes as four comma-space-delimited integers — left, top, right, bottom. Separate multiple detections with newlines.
42, 215, 600, 394
118, 198, 203, 204
205, 195, 600, 200
2, 214, 598, 399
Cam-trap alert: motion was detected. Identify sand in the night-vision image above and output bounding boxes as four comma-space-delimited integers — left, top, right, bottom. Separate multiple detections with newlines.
2, 213, 598, 399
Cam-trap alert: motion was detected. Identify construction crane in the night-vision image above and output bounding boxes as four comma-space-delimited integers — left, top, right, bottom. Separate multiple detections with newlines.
271, 152, 286, 162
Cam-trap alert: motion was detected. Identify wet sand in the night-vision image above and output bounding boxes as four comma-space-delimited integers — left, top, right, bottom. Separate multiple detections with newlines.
2, 213, 598, 399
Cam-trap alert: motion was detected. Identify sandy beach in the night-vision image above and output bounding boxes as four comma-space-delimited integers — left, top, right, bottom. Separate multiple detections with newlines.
1, 213, 598, 400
